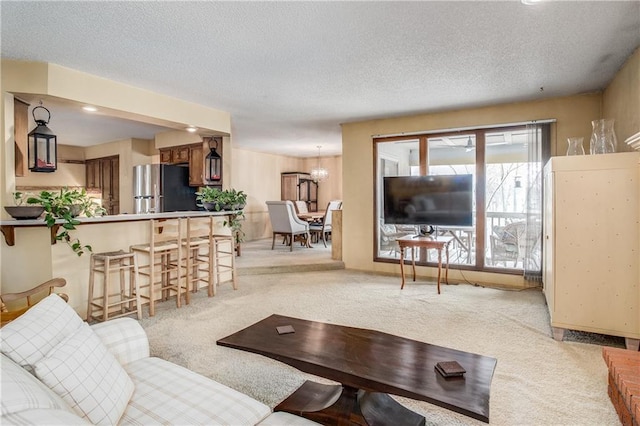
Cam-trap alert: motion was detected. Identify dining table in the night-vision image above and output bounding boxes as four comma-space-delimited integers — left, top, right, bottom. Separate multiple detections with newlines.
297, 212, 324, 223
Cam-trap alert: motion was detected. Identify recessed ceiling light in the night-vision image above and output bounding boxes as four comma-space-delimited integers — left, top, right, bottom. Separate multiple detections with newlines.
82, 106, 97, 112
521, 0, 542, 5
186, 126, 197, 133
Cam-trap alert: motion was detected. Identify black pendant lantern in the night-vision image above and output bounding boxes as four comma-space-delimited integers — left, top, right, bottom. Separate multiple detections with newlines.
205, 136, 222, 182
28, 104, 57, 172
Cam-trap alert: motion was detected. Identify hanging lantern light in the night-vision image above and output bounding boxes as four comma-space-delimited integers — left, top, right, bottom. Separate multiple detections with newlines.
310, 145, 329, 183
205, 136, 222, 182
28, 102, 57, 172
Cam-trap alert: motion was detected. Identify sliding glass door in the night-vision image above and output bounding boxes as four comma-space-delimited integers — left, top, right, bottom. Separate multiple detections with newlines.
374, 124, 547, 275
376, 140, 420, 259
484, 129, 530, 269
426, 134, 477, 266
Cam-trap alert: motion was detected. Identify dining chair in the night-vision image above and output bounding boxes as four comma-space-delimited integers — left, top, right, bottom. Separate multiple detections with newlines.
293, 200, 309, 215
309, 200, 342, 247
266, 201, 310, 251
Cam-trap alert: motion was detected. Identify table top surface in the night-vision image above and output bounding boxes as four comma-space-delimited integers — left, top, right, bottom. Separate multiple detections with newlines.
297, 212, 324, 219
0, 209, 240, 226
397, 235, 454, 247
217, 314, 497, 422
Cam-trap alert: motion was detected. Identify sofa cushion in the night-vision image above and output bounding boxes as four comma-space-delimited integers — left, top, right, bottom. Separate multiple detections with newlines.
90, 318, 149, 365
121, 357, 271, 425
1, 408, 90, 425
0, 294, 83, 374
0, 354, 72, 416
33, 323, 134, 425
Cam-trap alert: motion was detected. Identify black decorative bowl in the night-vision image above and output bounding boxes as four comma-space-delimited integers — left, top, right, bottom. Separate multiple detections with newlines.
4, 206, 45, 220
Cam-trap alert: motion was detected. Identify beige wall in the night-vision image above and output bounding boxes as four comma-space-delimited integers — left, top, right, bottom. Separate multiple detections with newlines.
229, 149, 343, 242
341, 94, 604, 288
15, 145, 85, 189
2, 60, 231, 134
1, 59, 231, 210
603, 47, 640, 148
86, 138, 155, 214
155, 129, 203, 149
231, 148, 304, 240
302, 155, 343, 209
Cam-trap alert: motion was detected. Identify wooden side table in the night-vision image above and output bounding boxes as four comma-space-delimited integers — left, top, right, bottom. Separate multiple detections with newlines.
397, 235, 453, 294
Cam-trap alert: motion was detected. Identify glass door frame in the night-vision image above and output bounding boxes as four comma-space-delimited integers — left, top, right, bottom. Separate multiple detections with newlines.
373, 125, 531, 273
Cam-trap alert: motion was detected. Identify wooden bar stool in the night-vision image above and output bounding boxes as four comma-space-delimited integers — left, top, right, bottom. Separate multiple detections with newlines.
182, 216, 215, 297
212, 234, 238, 292
87, 250, 141, 322
130, 218, 185, 316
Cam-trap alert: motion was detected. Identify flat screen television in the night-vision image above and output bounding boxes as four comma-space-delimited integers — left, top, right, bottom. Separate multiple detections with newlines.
383, 174, 473, 226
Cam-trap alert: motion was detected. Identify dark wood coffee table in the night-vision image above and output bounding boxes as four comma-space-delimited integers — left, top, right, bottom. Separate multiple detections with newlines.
217, 314, 497, 425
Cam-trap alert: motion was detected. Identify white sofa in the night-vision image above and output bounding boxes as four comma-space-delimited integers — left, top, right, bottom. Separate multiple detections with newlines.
0, 294, 317, 425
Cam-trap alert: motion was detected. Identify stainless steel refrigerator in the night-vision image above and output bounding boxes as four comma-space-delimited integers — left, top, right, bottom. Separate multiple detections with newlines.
133, 164, 198, 213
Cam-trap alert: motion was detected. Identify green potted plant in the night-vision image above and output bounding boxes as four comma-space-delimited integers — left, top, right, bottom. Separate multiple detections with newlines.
223, 189, 246, 246
195, 187, 247, 246
195, 187, 225, 211
4, 192, 46, 220
26, 187, 106, 256
228, 188, 247, 210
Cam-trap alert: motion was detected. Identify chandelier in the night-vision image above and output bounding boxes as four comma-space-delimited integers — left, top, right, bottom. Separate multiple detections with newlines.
310, 145, 329, 183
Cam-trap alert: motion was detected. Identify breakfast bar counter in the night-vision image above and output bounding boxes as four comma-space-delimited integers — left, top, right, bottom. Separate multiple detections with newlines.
0, 210, 240, 246
0, 210, 239, 318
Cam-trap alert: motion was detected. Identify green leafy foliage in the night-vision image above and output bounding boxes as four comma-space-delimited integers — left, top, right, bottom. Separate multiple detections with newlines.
26, 188, 106, 256
12, 191, 25, 206
196, 187, 247, 243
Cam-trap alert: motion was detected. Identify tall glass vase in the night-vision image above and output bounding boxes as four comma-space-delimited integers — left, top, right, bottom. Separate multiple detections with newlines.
566, 137, 585, 155
589, 118, 617, 155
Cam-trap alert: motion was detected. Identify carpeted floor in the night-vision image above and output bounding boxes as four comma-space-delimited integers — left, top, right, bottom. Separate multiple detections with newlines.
139, 269, 622, 425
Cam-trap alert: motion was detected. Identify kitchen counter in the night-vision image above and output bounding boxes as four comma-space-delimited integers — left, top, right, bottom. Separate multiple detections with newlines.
1, 210, 241, 246
1, 209, 240, 318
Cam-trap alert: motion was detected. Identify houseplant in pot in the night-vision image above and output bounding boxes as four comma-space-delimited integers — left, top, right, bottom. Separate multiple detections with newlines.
4, 192, 45, 220
228, 188, 247, 210
195, 187, 247, 248
224, 189, 247, 248
26, 187, 106, 256
195, 187, 226, 211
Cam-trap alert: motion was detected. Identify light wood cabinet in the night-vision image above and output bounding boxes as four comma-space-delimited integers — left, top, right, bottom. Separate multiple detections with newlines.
188, 144, 204, 187
102, 156, 119, 215
85, 155, 120, 215
160, 143, 208, 187
542, 152, 640, 350
281, 172, 318, 212
85, 159, 101, 189
159, 146, 190, 164
14, 98, 29, 177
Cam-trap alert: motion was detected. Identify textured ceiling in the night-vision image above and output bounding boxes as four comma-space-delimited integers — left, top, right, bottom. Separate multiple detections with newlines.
2, 1, 639, 157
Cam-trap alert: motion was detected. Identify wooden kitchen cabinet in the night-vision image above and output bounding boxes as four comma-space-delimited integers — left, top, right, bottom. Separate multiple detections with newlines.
281, 172, 318, 211
159, 149, 172, 163
188, 144, 205, 186
101, 156, 119, 215
542, 152, 640, 350
160, 143, 212, 186
85, 158, 101, 189
85, 155, 120, 215
159, 146, 190, 164
13, 98, 29, 177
